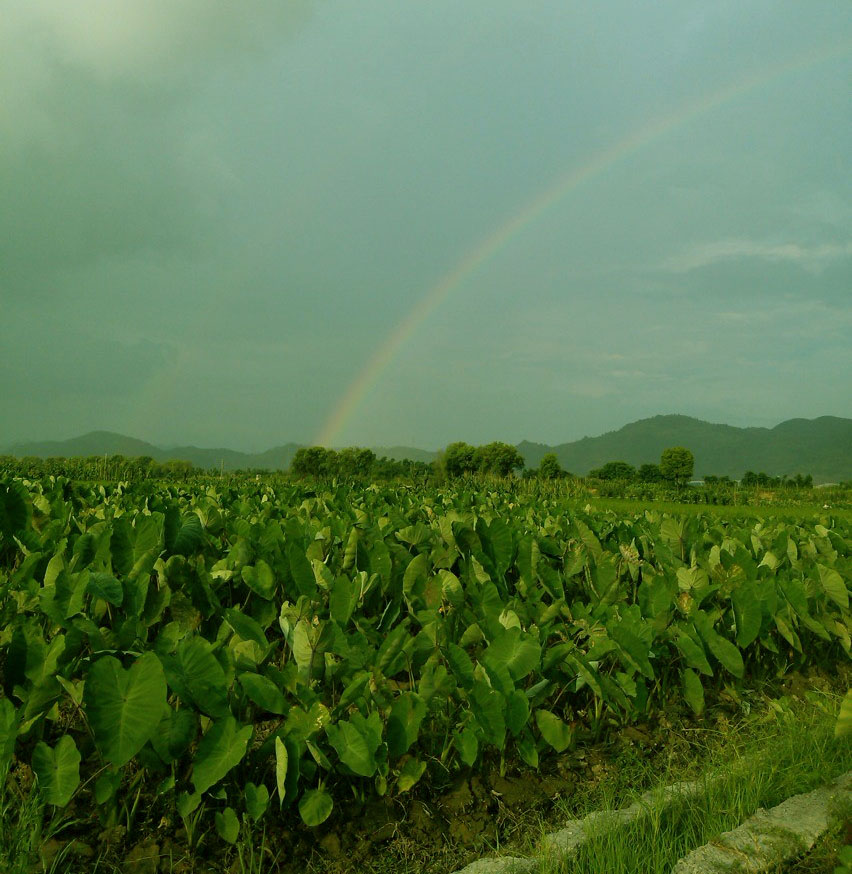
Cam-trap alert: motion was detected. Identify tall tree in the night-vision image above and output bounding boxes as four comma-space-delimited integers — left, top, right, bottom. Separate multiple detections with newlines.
538, 453, 564, 480
660, 447, 694, 486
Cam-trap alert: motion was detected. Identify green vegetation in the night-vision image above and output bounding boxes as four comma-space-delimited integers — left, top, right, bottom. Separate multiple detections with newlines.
0, 473, 849, 872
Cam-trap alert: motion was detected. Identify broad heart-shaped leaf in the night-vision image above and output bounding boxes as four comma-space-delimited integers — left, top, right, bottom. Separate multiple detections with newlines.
222, 608, 269, 651
387, 692, 427, 758
215, 807, 240, 844
239, 672, 286, 715
84, 653, 167, 767
162, 635, 230, 718
241, 560, 276, 600
609, 622, 654, 680
682, 669, 705, 716
397, 758, 427, 793
168, 513, 205, 558
330, 575, 354, 626
731, 582, 762, 649
32, 735, 80, 807
326, 711, 383, 777
818, 564, 849, 610
287, 543, 317, 598
470, 682, 506, 750
402, 553, 429, 606
506, 689, 530, 737
298, 787, 333, 826
446, 642, 475, 689
87, 573, 124, 606
192, 716, 253, 794
535, 709, 573, 752
693, 612, 744, 679
484, 517, 513, 577
673, 627, 713, 676
836, 689, 852, 739
245, 782, 270, 822
151, 707, 198, 763
454, 727, 479, 766
483, 627, 541, 683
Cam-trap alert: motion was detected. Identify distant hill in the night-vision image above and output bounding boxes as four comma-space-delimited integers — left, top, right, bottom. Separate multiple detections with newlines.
1, 432, 429, 472
2, 431, 303, 472
371, 446, 437, 463
517, 415, 852, 483
4, 415, 850, 481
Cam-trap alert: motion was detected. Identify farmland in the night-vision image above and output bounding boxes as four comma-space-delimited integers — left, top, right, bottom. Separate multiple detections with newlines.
0, 475, 850, 873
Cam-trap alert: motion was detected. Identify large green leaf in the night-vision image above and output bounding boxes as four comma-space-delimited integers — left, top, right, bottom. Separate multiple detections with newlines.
818, 565, 849, 610
298, 788, 333, 826
168, 513, 205, 557
287, 544, 317, 598
223, 607, 269, 651
215, 807, 240, 844
241, 560, 276, 600
245, 782, 270, 822
330, 576, 355, 625
87, 572, 124, 606
682, 669, 705, 716
84, 653, 167, 767
610, 623, 654, 680
162, 635, 230, 718
326, 711, 383, 777
151, 707, 198, 763
483, 627, 541, 682
470, 682, 506, 750
673, 627, 713, 676
239, 672, 286, 715
192, 716, 253, 794
693, 612, 744, 678
731, 582, 762, 649
32, 735, 81, 807
505, 689, 530, 736
387, 692, 426, 758
535, 709, 573, 752
446, 642, 474, 689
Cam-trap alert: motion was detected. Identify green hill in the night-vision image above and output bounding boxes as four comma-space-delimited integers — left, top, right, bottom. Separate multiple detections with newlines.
518, 415, 852, 483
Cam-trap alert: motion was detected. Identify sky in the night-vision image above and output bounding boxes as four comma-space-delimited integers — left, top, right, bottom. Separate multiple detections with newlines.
2, 1, 850, 452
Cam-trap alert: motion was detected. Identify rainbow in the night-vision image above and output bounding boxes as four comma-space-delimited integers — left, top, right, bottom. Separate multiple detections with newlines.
315, 41, 851, 447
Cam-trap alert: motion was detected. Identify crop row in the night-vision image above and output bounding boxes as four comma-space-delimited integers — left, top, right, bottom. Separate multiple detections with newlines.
0, 477, 848, 837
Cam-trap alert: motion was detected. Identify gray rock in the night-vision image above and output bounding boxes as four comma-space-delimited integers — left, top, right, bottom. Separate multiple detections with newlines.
672, 771, 852, 874
452, 856, 538, 874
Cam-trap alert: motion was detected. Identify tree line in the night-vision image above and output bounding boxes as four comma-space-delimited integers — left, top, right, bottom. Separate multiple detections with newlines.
0, 444, 820, 489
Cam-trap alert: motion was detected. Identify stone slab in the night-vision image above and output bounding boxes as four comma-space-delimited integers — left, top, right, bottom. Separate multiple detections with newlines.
672, 771, 852, 874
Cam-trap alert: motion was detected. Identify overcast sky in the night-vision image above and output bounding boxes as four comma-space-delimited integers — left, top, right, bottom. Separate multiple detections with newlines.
2, 1, 850, 451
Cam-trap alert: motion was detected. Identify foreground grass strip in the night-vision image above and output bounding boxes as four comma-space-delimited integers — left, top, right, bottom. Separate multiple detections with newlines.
540, 779, 711, 860
671, 771, 852, 874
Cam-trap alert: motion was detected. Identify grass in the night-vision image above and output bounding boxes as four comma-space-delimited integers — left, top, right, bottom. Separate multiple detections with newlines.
530, 689, 852, 874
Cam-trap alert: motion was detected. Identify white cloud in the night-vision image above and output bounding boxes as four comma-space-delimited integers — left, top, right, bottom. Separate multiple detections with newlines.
1, 1, 311, 80
662, 239, 852, 273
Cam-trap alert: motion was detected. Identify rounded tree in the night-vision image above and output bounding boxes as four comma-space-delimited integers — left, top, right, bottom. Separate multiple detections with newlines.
538, 453, 563, 480
660, 446, 694, 487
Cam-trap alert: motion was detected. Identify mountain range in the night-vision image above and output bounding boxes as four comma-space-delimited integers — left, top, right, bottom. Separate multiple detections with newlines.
3, 415, 850, 483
